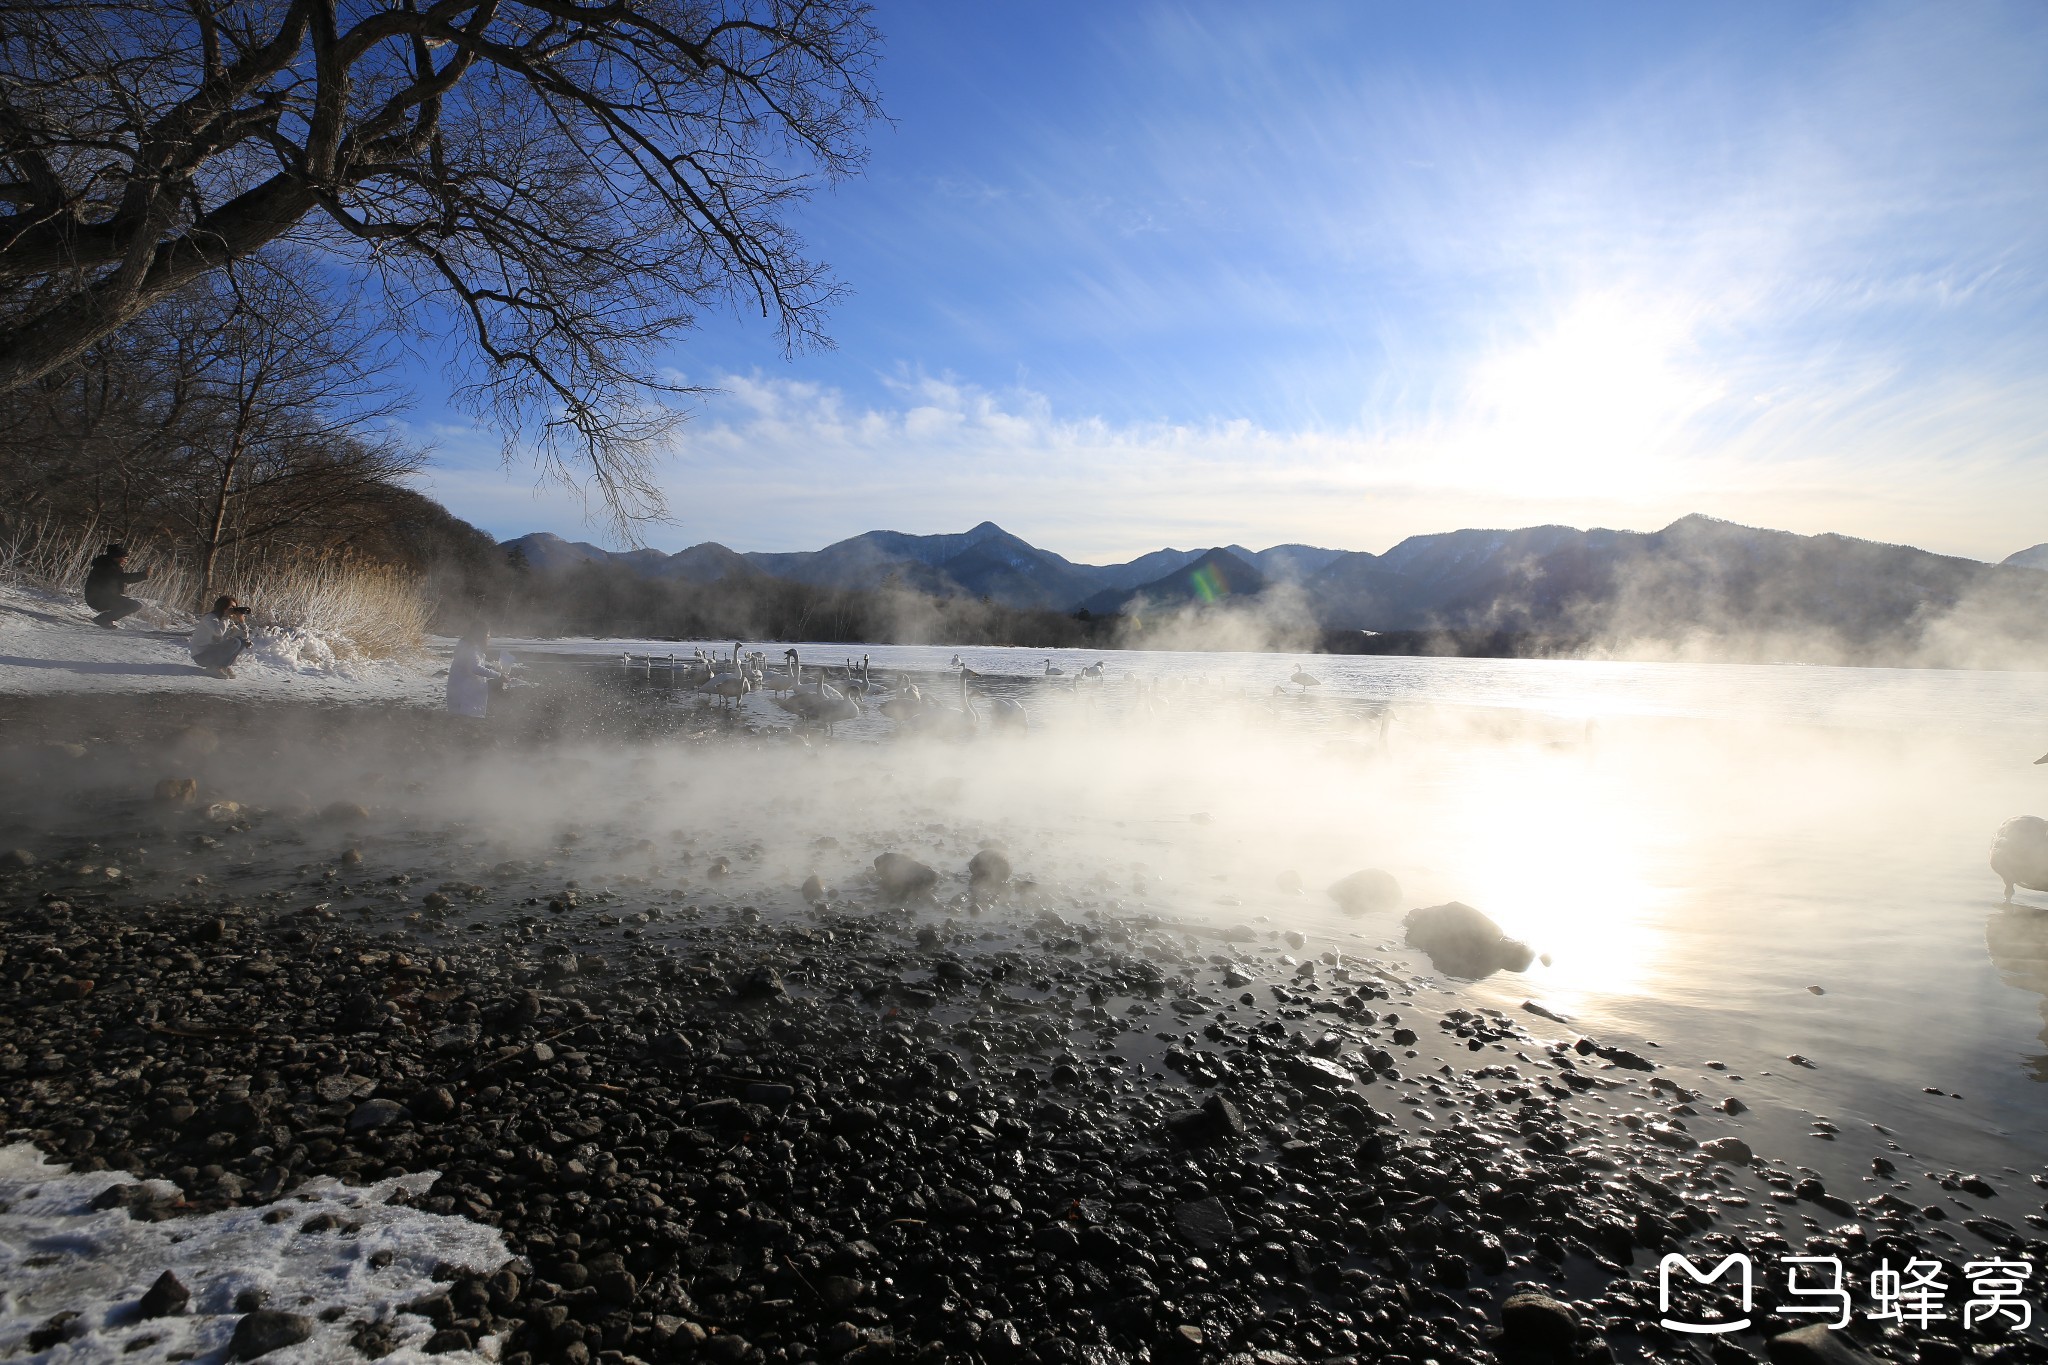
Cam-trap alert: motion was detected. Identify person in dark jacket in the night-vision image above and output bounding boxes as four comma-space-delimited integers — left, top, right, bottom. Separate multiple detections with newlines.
83, 544, 150, 628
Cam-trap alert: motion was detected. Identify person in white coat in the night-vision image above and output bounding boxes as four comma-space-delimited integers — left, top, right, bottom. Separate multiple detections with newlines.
189, 595, 252, 677
446, 625, 504, 718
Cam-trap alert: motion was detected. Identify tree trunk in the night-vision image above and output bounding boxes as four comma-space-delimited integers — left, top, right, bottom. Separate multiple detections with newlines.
196, 439, 244, 609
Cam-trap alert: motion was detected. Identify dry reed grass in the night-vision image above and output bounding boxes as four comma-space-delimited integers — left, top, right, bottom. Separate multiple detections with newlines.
0, 519, 430, 658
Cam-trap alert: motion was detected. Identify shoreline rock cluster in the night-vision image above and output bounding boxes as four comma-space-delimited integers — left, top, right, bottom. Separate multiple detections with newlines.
5, 878, 2044, 1365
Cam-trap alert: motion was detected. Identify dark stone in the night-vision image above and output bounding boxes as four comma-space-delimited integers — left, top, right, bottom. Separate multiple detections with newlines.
229, 1310, 314, 1359
1327, 868, 1401, 914
873, 852, 939, 896
1171, 1196, 1233, 1250
1165, 1093, 1245, 1145
138, 1270, 190, 1318
1500, 1292, 1578, 1350
968, 849, 1012, 886
735, 967, 785, 998
700, 1335, 761, 1364
1765, 1324, 1882, 1365
348, 1098, 407, 1132
409, 1086, 458, 1121
1403, 902, 1535, 978
29, 1312, 82, 1351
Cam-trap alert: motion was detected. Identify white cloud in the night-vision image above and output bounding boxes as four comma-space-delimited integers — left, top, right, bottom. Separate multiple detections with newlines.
418, 349, 2048, 564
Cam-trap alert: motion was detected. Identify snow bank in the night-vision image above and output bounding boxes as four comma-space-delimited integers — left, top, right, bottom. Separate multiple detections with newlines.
0, 584, 445, 706
0, 1142, 509, 1363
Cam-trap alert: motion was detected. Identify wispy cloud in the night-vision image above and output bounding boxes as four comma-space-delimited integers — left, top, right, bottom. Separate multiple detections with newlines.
416, 3, 2048, 564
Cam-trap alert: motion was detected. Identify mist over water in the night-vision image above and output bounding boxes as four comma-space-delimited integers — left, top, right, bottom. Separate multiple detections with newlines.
10, 641, 2046, 1192
62, 638, 2033, 1180
548, 641, 2048, 1163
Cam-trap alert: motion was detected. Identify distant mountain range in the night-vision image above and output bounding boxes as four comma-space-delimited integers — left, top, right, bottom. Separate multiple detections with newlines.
501, 516, 2048, 655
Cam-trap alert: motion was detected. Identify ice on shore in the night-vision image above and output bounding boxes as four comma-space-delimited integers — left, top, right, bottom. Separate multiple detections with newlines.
0, 1142, 508, 1363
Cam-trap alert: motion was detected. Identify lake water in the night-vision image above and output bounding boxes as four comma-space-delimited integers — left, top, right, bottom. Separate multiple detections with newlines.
498, 636, 2048, 1185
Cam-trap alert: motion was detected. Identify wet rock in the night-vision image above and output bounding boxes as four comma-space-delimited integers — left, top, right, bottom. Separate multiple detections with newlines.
736, 966, 785, 998
409, 1086, 457, 1120
1403, 902, 1534, 978
348, 1098, 407, 1132
138, 1269, 190, 1318
1327, 868, 1401, 914
1279, 1054, 1351, 1093
321, 801, 370, 824
801, 874, 829, 902
229, 1310, 313, 1359
700, 1335, 762, 1364
0, 847, 34, 870
968, 849, 1012, 887
153, 777, 199, 805
1165, 1093, 1245, 1145
339, 991, 393, 1030
1765, 1324, 1881, 1365
1499, 1292, 1578, 1350
28, 1312, 82, 1351
1171, 1196, 1234, 1249
1700, 1136, 1753, 1164
873, 852, 938, 896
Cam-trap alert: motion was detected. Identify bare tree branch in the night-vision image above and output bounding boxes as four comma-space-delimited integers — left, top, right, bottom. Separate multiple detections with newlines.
0, 0, 882, 526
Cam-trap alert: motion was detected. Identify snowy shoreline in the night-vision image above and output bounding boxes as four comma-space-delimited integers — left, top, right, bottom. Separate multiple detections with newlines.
0, 584, 446, 707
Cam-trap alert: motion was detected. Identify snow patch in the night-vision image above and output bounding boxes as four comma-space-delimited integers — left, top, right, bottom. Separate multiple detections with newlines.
250, 626, 349, 677
0, 584, 444, 705
0, 1142, 508, 1363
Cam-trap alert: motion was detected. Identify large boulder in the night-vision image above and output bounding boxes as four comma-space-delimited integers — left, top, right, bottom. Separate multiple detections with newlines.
873, 852, 938, 897
1327, 868, 1401, 914
1402, 902, 1534, 979
1992, 815, 2048, 900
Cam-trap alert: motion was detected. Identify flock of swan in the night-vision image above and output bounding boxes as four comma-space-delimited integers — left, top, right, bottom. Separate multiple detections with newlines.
626, 643, 1328, 735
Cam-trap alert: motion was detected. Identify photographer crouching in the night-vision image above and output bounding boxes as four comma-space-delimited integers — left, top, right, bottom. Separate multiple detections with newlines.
189, 595, 253, 678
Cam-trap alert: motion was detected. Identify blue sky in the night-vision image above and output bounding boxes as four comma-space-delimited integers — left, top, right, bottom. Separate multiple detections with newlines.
411, 1, 2048, 564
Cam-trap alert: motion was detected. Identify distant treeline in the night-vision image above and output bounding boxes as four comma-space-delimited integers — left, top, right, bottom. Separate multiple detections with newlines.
485, 557, 1123, 647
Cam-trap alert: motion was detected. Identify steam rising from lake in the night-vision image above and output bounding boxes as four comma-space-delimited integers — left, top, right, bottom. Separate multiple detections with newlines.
8, 648, 2047, 1173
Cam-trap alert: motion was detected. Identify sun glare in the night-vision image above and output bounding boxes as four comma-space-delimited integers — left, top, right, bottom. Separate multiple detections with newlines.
1458, 294, 1726, 497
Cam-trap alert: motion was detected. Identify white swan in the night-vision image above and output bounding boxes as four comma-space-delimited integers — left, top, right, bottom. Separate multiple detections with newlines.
1290, 667, 1321, 692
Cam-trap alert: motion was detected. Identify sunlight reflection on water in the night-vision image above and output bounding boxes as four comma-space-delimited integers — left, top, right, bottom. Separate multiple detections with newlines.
497, 636, 2048, 1168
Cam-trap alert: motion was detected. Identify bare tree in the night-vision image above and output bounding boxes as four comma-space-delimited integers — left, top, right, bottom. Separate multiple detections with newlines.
0, 259, 421, 590
162, 263, 411, 602
0, 0, 882, 525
